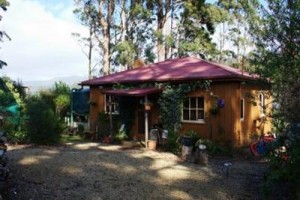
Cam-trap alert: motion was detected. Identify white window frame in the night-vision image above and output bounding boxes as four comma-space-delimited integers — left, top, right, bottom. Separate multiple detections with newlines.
181, 96, 205, 124
259, 92, 266, 116
104, 95, 119, 115
240, 98, 245, 121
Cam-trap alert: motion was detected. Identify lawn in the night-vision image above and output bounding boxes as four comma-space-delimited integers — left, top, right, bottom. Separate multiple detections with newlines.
7, 143, 269, 200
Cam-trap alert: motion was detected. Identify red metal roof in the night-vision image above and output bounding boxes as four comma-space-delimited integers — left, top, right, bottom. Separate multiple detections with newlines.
102, 88, 162, 97
81, 57, 257, 86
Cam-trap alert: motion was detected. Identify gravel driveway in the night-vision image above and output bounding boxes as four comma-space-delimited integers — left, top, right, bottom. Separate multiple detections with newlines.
7, 143, 268, 200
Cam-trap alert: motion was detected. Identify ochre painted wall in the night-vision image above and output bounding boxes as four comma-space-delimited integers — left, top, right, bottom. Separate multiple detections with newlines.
180, 82, 240, 147
240, 85, 272, 146
89, 86, 105, 131
87, 82, 272, 147
179, 82, 272, 147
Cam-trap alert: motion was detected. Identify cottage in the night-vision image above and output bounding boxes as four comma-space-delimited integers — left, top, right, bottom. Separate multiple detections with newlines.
80, 57, 272, 147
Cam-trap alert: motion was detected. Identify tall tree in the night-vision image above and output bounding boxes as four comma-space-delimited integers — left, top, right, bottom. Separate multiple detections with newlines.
97, 0, 115, 75
74, 0, 117, 75
252, 0, 300, 194
145, 0, 171, 61
74, 0, 98, 79
216, 0, 259, 70
177, 0, 221, 59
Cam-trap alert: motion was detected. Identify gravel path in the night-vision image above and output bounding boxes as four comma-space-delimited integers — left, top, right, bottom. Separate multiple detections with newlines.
6, 143, 268, 200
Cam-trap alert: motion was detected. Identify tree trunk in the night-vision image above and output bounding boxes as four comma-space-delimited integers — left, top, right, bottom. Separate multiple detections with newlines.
97, 0, 114, 75
88, 24, 93, 79
120, 0, 126, 42
156, 0, 171, 62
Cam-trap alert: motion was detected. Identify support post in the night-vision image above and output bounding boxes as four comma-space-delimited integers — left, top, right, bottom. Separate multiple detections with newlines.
145, 95, 149, 148
109, 95, 113, 137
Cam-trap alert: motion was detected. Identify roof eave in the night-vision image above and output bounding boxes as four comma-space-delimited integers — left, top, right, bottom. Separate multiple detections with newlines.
80, 75, 258, 86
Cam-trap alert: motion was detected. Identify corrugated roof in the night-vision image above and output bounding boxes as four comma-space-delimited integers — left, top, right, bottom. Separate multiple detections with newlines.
81, 57, 257, 86
102, 88, 162, 97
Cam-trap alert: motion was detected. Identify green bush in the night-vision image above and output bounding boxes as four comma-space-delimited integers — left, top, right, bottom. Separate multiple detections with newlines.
26, 96, 62, 145
77, 124, 84, 134
264, 124, 300, 198
2, 115, 28, 144
7, 130, 28, 144
165, 130, 180, 154
196, 139, 231, 155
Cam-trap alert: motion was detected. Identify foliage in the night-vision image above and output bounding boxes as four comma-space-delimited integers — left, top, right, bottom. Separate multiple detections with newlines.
60, 134, 88, 144
263, 124, 300, 198
0, 77, 25, 108
216, 0, 260, 68
196, 138, 231, 155
74, 0, 234, 73
177, 0, 222, 58
165, 130, 180, 154
2, 116, 28, 144
114, 129, 128, 142
118, 96, 136, 137
251, 0, 300, 196
114, 41, 136, 67
158, 81, 210, 132
54, 94, 70, 118
48, 81, 71, 118
26, 95, 62, 145
0, 77, 28, 143
96, 111, 118, 139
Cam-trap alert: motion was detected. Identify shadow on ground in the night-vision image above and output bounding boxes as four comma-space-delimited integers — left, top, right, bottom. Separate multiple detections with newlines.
6, 142, 269, 200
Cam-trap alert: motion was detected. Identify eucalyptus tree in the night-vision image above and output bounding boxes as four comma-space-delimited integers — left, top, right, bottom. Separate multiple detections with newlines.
253, 0, 300, 123
143, 0, 171, 61
74, 0, 117, 75
74, 0, 98, 79
252, 0, 300, 194
177, 0, 222, 59
216, 0, 260, 70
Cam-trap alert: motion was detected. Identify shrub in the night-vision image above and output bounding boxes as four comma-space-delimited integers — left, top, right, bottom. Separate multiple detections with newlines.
165, 130, 180, 154
264, 123, 300, 198
26, 96, 62, 145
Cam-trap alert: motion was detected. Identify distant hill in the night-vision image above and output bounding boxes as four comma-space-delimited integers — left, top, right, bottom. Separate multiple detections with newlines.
24, 76, 87, 93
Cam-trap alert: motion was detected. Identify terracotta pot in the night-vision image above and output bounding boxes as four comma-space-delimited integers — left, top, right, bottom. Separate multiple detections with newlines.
148, 140, 157, 150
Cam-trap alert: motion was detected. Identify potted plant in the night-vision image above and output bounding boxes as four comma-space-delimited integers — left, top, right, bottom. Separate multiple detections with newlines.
148, 127, 158, 150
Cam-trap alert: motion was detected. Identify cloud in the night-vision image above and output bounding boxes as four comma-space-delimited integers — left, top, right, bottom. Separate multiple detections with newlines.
0, 0, 89, 81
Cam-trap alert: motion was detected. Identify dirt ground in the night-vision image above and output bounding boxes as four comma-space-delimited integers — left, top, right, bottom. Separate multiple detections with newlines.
6, 142, 270, 200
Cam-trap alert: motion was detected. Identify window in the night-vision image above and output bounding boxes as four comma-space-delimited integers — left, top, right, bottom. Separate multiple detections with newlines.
105, 95, 119, 114
240, 98, 244, 120
182, 97, 205, 122
259, 93, 265, 116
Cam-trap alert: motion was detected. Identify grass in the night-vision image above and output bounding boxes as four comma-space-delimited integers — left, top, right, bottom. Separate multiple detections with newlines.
60, 134, 89, 144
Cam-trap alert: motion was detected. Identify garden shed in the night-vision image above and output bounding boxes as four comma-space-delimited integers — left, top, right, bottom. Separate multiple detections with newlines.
80, 57, 272, 147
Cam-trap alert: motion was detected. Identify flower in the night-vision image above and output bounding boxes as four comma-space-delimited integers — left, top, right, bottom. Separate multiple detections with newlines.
217, 98, 225, 108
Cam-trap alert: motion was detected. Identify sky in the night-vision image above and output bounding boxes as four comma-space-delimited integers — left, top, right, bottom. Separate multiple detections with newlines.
0, 0, 88, 81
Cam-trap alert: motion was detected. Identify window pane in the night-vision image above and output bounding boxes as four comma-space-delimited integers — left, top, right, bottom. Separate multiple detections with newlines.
111, 104, 116, 113
240, 99, 244, 119
190, 110, 196, 120
183, 109, 189, 120
198, 110, 204, 120
198, 97, 204, 109
183, 99, 189, 108
114, 104, 119, 113
190, 97, 196, 108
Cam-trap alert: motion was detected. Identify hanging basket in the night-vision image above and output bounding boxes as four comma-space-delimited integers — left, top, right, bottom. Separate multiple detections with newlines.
144, 102, 153, 111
